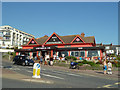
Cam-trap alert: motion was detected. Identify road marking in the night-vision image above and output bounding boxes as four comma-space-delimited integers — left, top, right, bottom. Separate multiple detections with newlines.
97, 87, 101, 88
22, 79, 53, 84
67, 73, 82, 77
42, 69, 46, 70
114, 82, 120, 85
52, 70, 83, 77
27, 67, 33, 68
27, 71, 33, 73
51, 70, 67, 75
42, 74, 64, 80
67, 87, 72, 88
9, 68, 20, 70
26, 70, 64, 80
103, 85, 112, 88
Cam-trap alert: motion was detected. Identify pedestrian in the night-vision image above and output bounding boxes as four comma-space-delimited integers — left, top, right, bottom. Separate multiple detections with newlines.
107, 61, 112, 75
35, 56, 37, 60
103, 59, 107, 74
40, 55, 43, 64
50, 56, 53, 66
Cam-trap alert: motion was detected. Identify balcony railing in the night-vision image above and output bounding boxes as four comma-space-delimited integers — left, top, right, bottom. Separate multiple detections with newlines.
3, 38, 11, 41
4, 34, 11, 36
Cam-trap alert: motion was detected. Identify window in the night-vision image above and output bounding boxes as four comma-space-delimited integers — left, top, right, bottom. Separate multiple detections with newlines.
87, 50, 99, 57
6, 37, 10, 40
75, 51, 79, 57
80, 51, 85, 57
71, 51, 74, 56
6, 32, 10, 35
105, 46, 110, 49
61, 51, 68, 57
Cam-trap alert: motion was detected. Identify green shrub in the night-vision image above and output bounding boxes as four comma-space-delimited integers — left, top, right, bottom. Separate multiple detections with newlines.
62, 60, 66, 63
78, 63, 83, 66
11, 52, 16, 59
82, 60, 88, 64
65, 56, 77, 61
116, 56, 120, 61
115, 62, 120, 67
91, 64, 101, 70
87, 61, 96, 66
96, 60, 102, 64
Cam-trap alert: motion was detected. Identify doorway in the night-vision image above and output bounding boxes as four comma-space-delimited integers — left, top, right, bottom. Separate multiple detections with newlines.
41, 51, 46, 58
33, 52, 37, 58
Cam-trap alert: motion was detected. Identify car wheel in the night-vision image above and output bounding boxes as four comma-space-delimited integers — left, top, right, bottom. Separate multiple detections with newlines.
22, 62, 25, 66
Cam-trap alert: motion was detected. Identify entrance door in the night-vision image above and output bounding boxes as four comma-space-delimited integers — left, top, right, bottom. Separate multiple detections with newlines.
33, 52, 37, 58
42, 51, 46, 58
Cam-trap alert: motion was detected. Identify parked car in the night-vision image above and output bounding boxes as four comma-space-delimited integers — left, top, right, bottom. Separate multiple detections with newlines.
13, 55, 34, 66
69, 61, 79, 69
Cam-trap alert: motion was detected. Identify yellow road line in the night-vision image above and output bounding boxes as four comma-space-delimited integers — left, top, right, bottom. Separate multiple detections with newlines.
97, 87, 101, 88
103, 85, 112, 88
114, 82, 120, 85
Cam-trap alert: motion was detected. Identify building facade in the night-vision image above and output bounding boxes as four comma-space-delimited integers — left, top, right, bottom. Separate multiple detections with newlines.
103, 44, 120, 56
0, 25, 34, 48
16, 32, 105, 60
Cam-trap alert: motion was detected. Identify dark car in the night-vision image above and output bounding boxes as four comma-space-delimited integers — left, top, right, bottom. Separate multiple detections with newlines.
13, 55, 34, 66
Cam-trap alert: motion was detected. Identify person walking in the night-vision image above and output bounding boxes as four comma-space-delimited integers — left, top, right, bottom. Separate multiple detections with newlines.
107, 61, 112, 75
50, 56, 53, 66
35, 56, 37, 60
103, 59, 107, 74
40, 55, 43, 64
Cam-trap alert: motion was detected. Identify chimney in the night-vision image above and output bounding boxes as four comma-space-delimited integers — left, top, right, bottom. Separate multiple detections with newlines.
81, 33, 85, 37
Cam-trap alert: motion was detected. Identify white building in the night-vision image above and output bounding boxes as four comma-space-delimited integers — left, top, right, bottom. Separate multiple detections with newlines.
0, 25, 34, 49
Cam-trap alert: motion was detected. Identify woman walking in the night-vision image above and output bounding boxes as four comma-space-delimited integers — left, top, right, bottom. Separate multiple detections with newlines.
103, 59, 107, 74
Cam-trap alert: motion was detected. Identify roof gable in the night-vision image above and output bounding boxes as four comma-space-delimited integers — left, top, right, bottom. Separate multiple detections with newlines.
27, 38, 38, 45
44, 32, 65, 44
71, 35, 85, 43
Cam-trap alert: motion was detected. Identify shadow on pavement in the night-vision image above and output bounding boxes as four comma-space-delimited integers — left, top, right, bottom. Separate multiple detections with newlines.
95, 71, 104, 74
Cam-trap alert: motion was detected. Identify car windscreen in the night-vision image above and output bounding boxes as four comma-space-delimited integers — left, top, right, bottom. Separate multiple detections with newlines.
22, 56, 30, 59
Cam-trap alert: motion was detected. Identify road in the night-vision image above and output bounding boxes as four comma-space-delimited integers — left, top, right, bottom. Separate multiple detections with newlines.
2, 60, 119, 88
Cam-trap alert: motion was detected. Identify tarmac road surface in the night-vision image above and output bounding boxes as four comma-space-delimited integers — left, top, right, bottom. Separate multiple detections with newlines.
2, 60, 119, 88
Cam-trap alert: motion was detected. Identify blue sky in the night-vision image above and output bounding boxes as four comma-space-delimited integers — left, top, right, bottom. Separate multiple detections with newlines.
2, 2, 118, 45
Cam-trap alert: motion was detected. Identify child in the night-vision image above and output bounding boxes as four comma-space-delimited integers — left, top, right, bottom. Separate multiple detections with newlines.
107, 61, 112, 75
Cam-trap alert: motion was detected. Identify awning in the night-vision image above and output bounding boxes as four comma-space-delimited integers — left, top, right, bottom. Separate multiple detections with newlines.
55, 46, 105, 51
15, 46, 105, 52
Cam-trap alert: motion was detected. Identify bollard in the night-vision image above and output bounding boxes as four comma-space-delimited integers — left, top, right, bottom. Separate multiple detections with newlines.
32, 63, 41, 78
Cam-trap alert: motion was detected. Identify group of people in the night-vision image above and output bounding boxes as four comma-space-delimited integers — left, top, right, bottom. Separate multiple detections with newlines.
39, 54, 53, 66
103, 59, 112, 75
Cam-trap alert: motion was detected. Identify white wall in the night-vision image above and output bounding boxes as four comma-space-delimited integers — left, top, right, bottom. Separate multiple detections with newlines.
0, 49, 14, 52
4, 41, 11, 47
